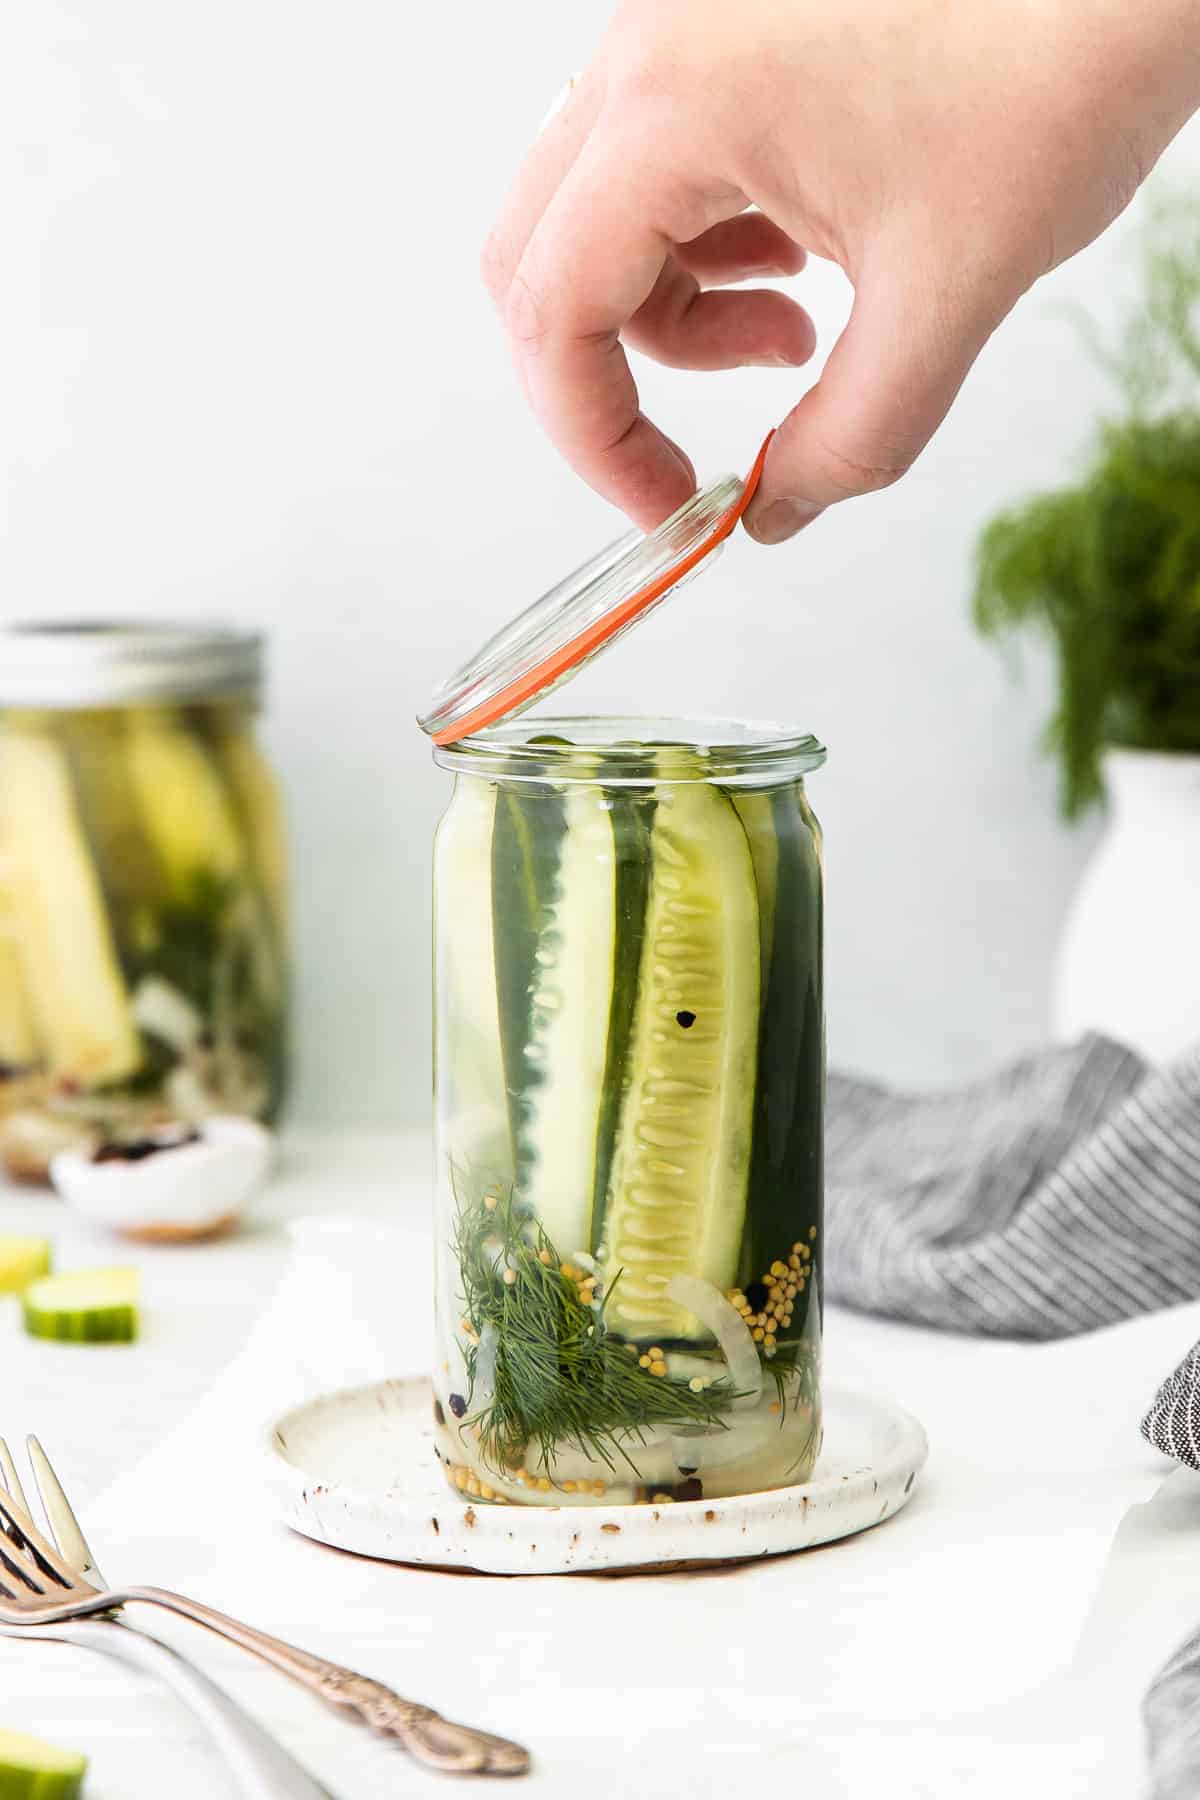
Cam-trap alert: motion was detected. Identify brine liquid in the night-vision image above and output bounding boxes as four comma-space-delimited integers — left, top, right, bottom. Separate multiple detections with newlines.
432, 759, 823, 1507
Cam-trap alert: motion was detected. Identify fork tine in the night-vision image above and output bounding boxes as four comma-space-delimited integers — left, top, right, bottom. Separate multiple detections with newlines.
26, 1438, 104, 1586
0, 1486, 80, 1590
0, 1501, 47, 1594
0, 1445, 40, 1595
0, 1441, 32, 1517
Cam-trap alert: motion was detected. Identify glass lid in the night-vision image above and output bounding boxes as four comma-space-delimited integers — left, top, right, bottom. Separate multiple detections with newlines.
419, 433, 772, 746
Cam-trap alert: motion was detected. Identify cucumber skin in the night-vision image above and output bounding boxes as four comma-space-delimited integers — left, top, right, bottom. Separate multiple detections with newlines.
588, 788, 654, 1255
0, 1769, 84, 1800
737, 781, 824, 1322
23, 1302, 137, 1343
0, 1730, 87, 1800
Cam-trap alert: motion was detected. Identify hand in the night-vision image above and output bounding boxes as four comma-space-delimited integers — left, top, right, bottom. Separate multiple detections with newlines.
482, 0, 1200, 542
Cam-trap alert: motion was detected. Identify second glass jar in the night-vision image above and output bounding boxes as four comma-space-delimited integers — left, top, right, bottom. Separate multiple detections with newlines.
0, 625, 288, 1179
432, 718, 825, 1507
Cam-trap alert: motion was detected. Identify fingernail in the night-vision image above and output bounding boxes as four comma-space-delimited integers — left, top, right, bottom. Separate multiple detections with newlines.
746, 499, 824, 545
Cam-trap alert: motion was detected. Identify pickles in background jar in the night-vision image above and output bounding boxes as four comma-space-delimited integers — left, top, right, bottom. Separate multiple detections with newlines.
0, 625, 289, 1180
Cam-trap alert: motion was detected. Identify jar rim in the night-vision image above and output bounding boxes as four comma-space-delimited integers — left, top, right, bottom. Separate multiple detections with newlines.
0, 621, 263, 708
432, 714, 826, 784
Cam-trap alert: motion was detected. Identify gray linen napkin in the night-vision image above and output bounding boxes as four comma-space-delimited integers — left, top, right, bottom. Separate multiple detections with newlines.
826, 1035, 1200, 1338
825, 1032, 1200, 1797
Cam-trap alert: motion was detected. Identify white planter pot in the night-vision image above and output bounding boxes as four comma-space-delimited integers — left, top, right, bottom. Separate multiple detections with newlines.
1054, 748, 1200, 1063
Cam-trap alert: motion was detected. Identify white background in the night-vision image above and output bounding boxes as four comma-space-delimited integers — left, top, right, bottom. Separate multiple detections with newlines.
4, 2, 1199, 1124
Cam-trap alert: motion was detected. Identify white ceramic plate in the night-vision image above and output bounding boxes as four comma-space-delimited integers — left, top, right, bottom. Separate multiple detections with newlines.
266, 1378, 928, 1576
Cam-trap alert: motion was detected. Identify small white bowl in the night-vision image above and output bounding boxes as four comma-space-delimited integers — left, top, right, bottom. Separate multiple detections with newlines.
50, 1117, 274, 1242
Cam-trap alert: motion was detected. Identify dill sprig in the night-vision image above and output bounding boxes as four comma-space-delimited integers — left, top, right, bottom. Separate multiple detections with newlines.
452, 1183, 743, 1477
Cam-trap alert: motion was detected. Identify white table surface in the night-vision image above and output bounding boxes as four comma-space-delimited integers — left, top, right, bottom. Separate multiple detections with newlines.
4, 1129, 1200, 1800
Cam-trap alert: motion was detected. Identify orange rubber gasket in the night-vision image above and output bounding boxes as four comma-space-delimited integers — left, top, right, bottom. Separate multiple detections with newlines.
432, 430, 775, 746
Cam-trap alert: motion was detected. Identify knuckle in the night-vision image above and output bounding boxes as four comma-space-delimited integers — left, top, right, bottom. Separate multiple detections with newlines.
812, 435, 913, 501
503, 274, 549, 353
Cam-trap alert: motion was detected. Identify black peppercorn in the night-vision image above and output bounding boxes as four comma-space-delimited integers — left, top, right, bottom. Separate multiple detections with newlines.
448, 1393, 467, 1419
433, 1398, 446, 1426
674, 1477, 703, 1503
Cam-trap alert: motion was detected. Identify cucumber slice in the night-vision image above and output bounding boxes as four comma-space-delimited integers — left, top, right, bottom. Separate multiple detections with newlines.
600, 782, 760, 1339
589, 790, 653, 1248
23, 1267, 139, 1343
493, 782, 618, 1255
126, 708, 284, 1021
0, 728, 141, 1085
435, 778, 510, 1182
0, 1237, 51, 1295
732, 790, 780, 1000
58, 710, 166, 962
207, 714, 290, 941
517, 784, 617, 1252
0, 927, 37, 1069
0, 1729, 87, 1799
741, 784, 824, 1297
124, 708, 245, 896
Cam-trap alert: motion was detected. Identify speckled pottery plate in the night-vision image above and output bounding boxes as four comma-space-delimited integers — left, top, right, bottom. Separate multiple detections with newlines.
265, 1378, 928, 1576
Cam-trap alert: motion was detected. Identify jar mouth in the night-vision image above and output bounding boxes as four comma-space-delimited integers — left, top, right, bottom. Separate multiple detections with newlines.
432, 715, 826, 785
0, 621, 263, 708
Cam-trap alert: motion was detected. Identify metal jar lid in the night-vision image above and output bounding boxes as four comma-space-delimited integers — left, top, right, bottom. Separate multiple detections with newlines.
0, 622, 264, 708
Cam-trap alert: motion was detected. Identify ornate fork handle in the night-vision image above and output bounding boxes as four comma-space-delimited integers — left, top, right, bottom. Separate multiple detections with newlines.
312, 1671, 529, 1772
119, 1586, 529, 1776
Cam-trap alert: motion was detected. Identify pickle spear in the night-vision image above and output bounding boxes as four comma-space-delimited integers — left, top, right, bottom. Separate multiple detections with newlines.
0, 727, 140, 1084
599, 781, 760, 1340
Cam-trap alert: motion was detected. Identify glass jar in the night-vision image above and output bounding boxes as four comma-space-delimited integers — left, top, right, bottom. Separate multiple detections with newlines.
431, 716, 824, 1507
0, 624, 288, 1179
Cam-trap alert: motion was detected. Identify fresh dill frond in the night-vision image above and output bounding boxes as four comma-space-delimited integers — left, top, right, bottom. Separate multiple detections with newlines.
452, 1183, 745, 1478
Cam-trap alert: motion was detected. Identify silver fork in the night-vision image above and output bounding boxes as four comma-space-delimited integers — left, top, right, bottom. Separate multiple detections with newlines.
0, 1438, 333, 1798
0, 1441, 530, 1778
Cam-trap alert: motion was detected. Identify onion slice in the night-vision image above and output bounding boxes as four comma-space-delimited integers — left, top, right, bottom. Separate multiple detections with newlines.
474, 1321, 498, 1409
665, 1274, 762, 1411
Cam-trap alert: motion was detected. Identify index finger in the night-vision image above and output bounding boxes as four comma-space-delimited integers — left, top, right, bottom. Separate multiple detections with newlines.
507, 131, 735, 527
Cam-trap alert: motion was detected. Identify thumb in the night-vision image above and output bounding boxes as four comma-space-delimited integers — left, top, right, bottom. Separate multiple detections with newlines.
743, 262, 1007, 544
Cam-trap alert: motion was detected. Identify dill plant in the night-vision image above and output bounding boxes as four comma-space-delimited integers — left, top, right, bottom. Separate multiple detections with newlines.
972, 190, 1200, 818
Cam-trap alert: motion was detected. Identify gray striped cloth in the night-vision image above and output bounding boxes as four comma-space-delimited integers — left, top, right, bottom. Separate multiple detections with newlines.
825, 1032, 1200, 1797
